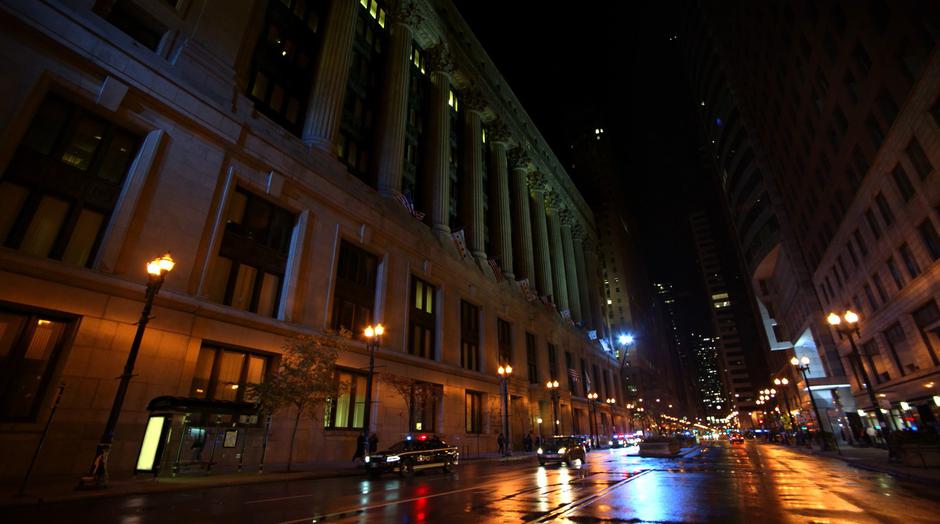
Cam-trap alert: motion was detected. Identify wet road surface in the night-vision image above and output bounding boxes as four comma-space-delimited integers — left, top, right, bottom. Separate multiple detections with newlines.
6, 441, 940, 523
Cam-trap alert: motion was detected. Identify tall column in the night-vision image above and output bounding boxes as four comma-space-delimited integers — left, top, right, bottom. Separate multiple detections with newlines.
489, 128, 514, 280
584, 240, 605, 339
509, 149, 534, 283
560, 212, 582, 323
302, 0, 359, 151
546, 194, 570, 312
572, 225, 592, 330
529, 174, 553, 299
424, 46, 453, 235
374, 4, 419, 196
461, 94, 486, 260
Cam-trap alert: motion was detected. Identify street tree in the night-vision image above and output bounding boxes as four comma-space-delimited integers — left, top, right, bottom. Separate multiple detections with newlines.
382, 374, 442, 433
250, 330, 348, 471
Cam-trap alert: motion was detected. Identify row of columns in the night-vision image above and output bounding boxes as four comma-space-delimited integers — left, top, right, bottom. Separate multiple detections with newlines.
292, 0, 606, 336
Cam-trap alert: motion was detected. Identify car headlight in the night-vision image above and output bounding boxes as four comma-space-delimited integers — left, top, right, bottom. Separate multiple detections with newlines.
608, 440, 613, 445
537, 447, 543, 454
364, 456, 370, 463
386, 455, 400, 462
557, 447, 567, 454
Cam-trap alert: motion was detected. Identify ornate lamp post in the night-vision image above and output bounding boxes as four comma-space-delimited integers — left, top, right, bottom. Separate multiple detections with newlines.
546, 379, 560, 435
587, 392, 598, 447
82, 252, 174, 488
497, 363, 513, 456
827, 311, 893, 443
606, 398, 616, 433
774, 378, 795, 435
362, 323, 384, 440
791, 355, 830, 450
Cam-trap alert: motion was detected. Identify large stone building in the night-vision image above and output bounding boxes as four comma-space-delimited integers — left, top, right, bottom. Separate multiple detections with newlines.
683, 0, 940, 435
0, 0, 622, 482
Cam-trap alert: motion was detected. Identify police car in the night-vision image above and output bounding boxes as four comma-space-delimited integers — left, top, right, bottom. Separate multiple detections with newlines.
364, 434, 459, 477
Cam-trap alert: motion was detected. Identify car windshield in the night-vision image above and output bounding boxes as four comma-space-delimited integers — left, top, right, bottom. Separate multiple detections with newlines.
544, 438, 576, 448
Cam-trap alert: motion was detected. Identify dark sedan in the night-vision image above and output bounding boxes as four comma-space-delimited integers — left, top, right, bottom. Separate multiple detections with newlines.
537, 437, 586, 466
364, 435, 459, 477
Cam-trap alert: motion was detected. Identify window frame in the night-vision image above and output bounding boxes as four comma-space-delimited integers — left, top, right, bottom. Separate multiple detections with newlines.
189, 342, 274, 404
408, 275, 437, 360
330, 240, 379, 334
459, 300, 480, 371
324, 367, 369, 430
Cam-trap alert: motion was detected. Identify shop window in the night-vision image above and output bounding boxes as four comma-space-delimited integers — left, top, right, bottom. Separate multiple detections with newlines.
0, 94, 140, 267
324, 369, 367, 429
245, 0, 326, 135
190, 344, 271, 402
465, 390, 483, 434
330, 240, 378, 334
0, 306, 76, 421
460, 301, 480, 371
408, 276, 436, 359
207, 187, 295, 318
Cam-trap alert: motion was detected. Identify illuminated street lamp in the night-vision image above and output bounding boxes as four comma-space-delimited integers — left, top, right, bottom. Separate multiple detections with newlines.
587, 392, 599, 447
362, 323, 384, 441
497, 363, 513, 456
82, 252, 174, 487
536, 417, 543, 442
827, 310, 892, 443
546, 379, 561, 435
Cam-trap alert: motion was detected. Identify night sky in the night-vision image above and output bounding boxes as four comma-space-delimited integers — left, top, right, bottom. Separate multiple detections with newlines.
456, 1, 717, 310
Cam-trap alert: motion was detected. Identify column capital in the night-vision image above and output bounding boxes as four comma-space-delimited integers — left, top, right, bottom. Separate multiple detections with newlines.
427, 43, 455, 76
571, 222, 586, 240
526, 170, 547, 192
558, 208, 575, 226
487, 119, 513, 145
543, 189, 561, 211
508, 147, 530, 171
462, 87, 487, 114
389, 0, 422, 28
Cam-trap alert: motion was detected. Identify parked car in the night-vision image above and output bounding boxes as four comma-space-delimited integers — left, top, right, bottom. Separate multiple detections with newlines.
537, 436, 586, 466
364, 435, 459, 477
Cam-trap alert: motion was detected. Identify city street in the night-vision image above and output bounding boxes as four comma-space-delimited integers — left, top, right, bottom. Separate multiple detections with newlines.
5, 441, 939, 523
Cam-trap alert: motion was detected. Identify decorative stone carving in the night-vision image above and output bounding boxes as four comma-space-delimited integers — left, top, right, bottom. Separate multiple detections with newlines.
543, 189, 560, 210
571, 222, 585, 240
487, 119, 512, 144
558, 208, 575, 226
526, 170, 547, 191
508, 147, 530, 171
461, 87, 487, 113
426, 43, 454, 74
389, 0, 422, 28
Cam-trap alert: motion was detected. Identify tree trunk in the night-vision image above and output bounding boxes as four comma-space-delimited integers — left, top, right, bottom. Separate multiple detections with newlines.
287, 407, 302, 472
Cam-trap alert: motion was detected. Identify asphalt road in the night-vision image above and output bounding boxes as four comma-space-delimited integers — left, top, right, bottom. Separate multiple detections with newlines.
6, 441, 940, 523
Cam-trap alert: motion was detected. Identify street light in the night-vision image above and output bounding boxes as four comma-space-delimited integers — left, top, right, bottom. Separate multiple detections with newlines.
587, 392, 599, 447
827, 310, 893, 444
790, 355, 830, 450
605, 398, 616, 433
546, 379, 560, 435
82, 252, 174, 487
774, 378, 796, 438
536, 417, 543, 442
362, 323, 384, 442
497, 363, 513, 456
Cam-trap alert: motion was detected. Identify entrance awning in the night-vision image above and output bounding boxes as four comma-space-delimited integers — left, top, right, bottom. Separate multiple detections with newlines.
146, 396, 259, 416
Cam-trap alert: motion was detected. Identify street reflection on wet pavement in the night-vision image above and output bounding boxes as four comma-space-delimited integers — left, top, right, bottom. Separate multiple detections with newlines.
6, 441, 940, 523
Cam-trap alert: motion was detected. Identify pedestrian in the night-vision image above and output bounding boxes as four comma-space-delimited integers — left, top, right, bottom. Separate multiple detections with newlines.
353, 432, 366, 462
523, 431, 532, 452
497, 432, 505, 455
369, 432, 379, 453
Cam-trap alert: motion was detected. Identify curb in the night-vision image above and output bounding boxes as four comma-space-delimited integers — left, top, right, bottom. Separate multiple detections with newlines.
768, 443, 940, 486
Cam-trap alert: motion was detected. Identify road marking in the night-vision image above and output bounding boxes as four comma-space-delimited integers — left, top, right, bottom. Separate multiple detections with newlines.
526, 468, 653, 523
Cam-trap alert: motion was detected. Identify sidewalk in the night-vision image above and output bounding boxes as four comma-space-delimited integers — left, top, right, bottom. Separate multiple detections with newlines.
771, 442, 940, 484
0, 452, 536, 509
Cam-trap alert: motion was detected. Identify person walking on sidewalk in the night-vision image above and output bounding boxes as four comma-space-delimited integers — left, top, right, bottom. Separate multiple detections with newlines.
353, 432, 366, 462
497, 432, 505, 455
368, 433, 378, 454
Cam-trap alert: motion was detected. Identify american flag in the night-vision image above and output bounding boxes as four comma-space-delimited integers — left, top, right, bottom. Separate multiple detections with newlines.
487, 259, 504, 282
518, 279, 536, 301
451, 229, 469, 259
393, 191, 426, 221
567, 367, 579, 383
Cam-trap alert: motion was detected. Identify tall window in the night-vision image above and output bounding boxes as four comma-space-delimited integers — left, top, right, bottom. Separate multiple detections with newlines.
891, 164, 915, 202
871, 272, 889, 303
190, 344, 270, 402
497, 318, 512, 365
860, 340, 883, 383
899, 243, 922, 278
338, 0, 388, 184
403, 43, 428, 208
854, 228, 869, 256
547, 343, 558, 380
465, 390, 483, 434
408, 276, 436, 359
324, 369, 367, 429
331, 240, 378, 333
918, 219, 940, 261
912, 300, 940, 366
460, 300, 480, 371
863, 282, 879, 310
525, 332, 538, 384
874, 193, 895, 226
882, 324, 907, 376
208, 188, 295, 317
886, 256, 905, 290
906, 137, 934, 180
865, 208, 882, 239
410, 382, 440, 432
0, 306, 77, 421
246, 0, 326, 135
565, 351, 576, 395
447, 89, 462, 229
0, 94, 140, 267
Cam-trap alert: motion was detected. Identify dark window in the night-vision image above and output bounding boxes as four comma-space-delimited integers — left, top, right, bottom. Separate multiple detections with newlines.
882, 323, 907, 376
886, 256, 905, 290
918, 219, 940, 261
324, 369, 367, 429
844, 72, 859, 103
565, 351, 576, 395
872, 272, 889, 303
899, 243, 922, 278
447, 89, 462, 230
547, 343, 558, 380
866, 115, 884, 150
874, 193, 895, 226
460, 300, 480, 371
852, 294, 865, 315
824, 277, 835, 299
0, 95, 140, 267
338, 0, 388, 184
863, 282, 879, 310
831, 265, 843, 290
891, 164, 915, 201
408, 277, 436, 359
852, 145, 870, 176
860, 340, 882, 384
209, 188, 294, 317
854, 43, 872, 76
465, 390, 483, 433
94, 0, 167, 51
190, 344, 270, 403
837, 254, 849, 278
906, 136, 934, 180
525, 332, 538, 385
403, 43, 429, 204
877, 88, 899, 124
846, 241, 859, 267
854, 228, 869, 256
865, 208, 882, 239
245, 0, 325, 135
497, 318, 512, 365
331, 240, 377, 333
912, 300, 940, 366
0, 306, 77, 421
